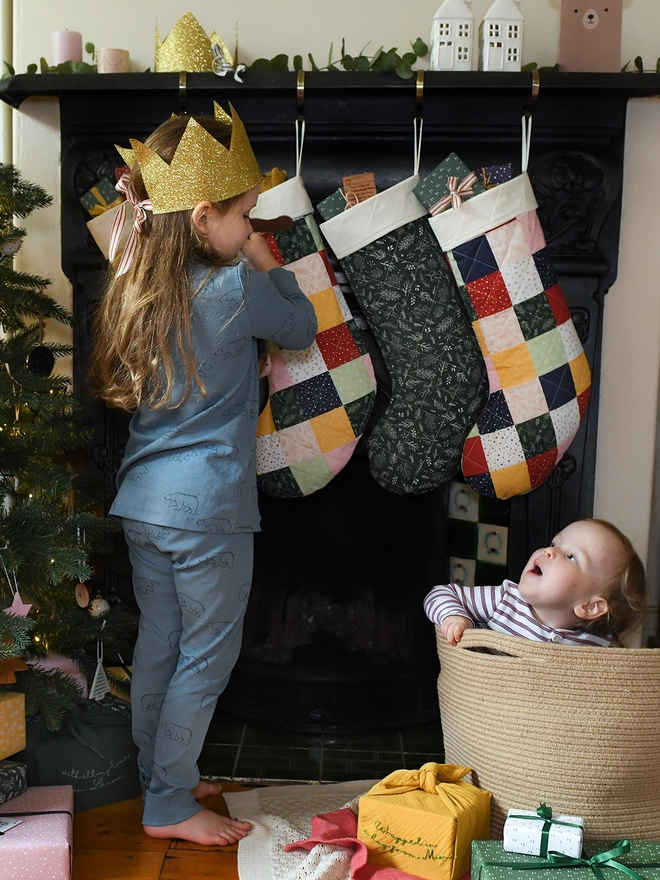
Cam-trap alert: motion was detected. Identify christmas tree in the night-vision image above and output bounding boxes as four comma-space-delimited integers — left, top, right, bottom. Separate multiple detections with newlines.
0, 164, 136, 730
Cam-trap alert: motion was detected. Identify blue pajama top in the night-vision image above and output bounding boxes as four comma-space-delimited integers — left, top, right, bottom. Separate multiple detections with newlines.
109, 261, 317, 533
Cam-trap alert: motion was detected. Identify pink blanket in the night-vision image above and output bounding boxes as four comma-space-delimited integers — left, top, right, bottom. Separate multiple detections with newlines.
284, 807, 430, 880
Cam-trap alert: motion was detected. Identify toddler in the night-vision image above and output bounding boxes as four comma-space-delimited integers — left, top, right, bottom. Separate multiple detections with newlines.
424, 518, 646, 647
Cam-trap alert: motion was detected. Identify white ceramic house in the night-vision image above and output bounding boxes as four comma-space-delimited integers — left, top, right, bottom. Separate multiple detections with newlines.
480, 0, 524, 71
429, 0, 475, 71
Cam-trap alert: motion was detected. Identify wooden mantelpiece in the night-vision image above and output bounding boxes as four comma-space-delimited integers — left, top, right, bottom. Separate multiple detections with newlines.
1, 71, 657, 729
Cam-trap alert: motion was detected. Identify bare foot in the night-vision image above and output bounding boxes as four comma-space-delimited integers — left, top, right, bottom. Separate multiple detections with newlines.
192, 778, 224, 800
144, 808, 252, 846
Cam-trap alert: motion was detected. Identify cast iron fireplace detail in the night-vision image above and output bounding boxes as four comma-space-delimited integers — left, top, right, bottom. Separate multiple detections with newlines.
1, 70, 655, 732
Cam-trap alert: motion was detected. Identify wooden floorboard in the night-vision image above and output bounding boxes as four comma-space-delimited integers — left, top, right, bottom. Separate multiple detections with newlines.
72, 784, 253, 880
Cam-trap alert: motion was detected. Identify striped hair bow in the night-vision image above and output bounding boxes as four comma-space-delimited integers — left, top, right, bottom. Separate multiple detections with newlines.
108, 172, 153, 276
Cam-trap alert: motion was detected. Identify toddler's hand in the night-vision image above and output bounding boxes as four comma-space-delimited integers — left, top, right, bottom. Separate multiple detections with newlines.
241, 231, 281, 273
441, 615, 473, 646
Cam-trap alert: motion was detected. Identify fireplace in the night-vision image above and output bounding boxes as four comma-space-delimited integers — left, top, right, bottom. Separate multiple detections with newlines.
0, 69, 652, 732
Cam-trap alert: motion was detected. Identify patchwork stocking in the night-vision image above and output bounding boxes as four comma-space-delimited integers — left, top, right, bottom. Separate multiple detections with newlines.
319, 176, 488, 495
251, 175, 376, 498
428, 170, 591, 499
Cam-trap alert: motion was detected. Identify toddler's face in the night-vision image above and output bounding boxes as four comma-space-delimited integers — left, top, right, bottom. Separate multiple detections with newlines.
518, 521, 615, 626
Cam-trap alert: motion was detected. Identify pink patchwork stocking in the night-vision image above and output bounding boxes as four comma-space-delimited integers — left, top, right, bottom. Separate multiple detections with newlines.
429, 173, 591, 499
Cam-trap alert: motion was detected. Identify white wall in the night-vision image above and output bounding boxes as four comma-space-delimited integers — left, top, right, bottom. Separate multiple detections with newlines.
6, 0, 660, 633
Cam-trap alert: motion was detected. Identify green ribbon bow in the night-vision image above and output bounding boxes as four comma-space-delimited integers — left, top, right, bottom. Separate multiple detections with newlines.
479, 840, 653, 880
509, 803, 583, 858
543, 841, 647, 880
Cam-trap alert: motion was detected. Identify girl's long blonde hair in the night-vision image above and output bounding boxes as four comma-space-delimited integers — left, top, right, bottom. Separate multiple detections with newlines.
90, 114, 242, 412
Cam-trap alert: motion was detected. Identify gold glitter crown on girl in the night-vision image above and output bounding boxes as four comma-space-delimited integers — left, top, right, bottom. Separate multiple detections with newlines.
115, 102, 262, 214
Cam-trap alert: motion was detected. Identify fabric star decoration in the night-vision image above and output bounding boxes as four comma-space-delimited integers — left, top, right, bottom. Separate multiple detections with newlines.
4, 591, 32, 616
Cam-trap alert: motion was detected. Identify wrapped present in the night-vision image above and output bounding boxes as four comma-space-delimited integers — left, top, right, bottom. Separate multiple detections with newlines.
29, 653, 88, 699
79, 177, 123, 216
357, 762, 491, 880
87, 200, 134, 260
472, 838, 660, 880
0, 692, 25, 760
105, 665, 131, 702
0, 760, 27, 804
473, 163, 515, 190
0, 785, 73, 880
19, 695, 140, 812
316, 187, 349, 221
413, 153, 487, 215
503, 804, 584, 859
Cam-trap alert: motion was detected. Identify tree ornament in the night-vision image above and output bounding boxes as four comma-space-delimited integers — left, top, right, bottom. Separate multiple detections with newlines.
27, 312, 55, 377
89, 640, 111, 701
75, 582, 90, 608
0, 238, 21, 256
27, 345, 55, 377
89, 596, 110, 617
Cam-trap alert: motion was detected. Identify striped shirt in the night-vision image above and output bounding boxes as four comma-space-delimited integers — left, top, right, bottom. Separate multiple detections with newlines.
423, 580, 612, 647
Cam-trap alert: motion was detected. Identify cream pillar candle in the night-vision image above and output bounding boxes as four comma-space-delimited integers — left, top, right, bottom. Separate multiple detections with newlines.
51, 30, 82, 66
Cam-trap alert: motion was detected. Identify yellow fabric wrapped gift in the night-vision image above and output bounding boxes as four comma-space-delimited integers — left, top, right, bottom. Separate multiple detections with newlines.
357, 762, 491, 880
0, 691, 26, 759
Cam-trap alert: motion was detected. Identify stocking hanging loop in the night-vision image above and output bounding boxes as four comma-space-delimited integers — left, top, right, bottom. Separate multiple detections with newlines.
295, 70, 306, 177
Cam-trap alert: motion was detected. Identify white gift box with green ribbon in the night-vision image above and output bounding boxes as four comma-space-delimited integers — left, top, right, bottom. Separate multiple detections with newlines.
504, 805, 584, 859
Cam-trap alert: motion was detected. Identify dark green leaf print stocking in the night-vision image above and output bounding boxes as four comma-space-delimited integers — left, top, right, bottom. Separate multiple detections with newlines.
319, 176, 487, 495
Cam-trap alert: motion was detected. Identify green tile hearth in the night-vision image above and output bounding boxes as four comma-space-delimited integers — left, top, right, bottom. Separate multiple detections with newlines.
199, 712, 444, 783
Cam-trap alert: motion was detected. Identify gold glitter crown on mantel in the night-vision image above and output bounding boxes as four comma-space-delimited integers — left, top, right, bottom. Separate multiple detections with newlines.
155, 11, 228, 72
115, 102, 262, 214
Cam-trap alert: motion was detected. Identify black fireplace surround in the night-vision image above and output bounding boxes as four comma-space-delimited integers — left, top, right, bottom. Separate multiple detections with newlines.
2, 70, 658, 733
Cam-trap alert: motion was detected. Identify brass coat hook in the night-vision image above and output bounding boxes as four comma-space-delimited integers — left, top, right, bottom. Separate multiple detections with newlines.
179, 71, 187, 112
416, 70, 425, 120
297, 69, 305, 121
524, 69, 540, 117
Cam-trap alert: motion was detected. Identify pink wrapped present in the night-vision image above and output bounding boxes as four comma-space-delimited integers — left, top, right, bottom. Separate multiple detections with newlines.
29, 653, 88, 699
0, 785, 73, 879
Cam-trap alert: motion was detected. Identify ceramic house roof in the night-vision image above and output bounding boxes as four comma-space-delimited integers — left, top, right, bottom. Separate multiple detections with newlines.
483, 0, 524, 21
434, 0, 475, 20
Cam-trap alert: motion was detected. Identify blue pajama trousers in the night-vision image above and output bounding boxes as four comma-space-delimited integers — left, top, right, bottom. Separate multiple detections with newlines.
121, 518, 253, 827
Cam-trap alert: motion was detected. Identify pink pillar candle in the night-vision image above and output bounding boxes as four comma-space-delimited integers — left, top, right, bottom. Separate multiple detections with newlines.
51, 30, 83, 66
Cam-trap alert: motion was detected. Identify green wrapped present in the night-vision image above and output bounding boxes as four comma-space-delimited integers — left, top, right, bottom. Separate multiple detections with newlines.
316, 187, 348, 221
413, 152, 487, 216
15, 695, 140, 812
0, 758, 27, 804
472, 838, 660, 880
79, 177, 123, 216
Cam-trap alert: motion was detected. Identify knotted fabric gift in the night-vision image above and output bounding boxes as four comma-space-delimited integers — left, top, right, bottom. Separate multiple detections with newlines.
356, 761, 491, 880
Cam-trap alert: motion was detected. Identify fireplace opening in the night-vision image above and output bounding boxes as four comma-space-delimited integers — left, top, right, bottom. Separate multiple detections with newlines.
218, 449, 446, 733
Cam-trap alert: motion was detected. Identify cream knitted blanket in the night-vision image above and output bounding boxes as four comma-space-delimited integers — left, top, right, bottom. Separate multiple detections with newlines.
224, 780, 378, 880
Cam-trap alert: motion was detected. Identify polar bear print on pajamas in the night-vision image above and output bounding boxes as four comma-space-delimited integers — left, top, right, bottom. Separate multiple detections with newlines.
164, 492, 199, 514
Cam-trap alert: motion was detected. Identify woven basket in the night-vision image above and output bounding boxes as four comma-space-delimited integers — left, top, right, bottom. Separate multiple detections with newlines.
436, 627, 660, 840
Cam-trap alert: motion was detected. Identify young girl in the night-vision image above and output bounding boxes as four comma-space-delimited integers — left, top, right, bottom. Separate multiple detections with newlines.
91, 105, 317, 846
425, 518, 646, 647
